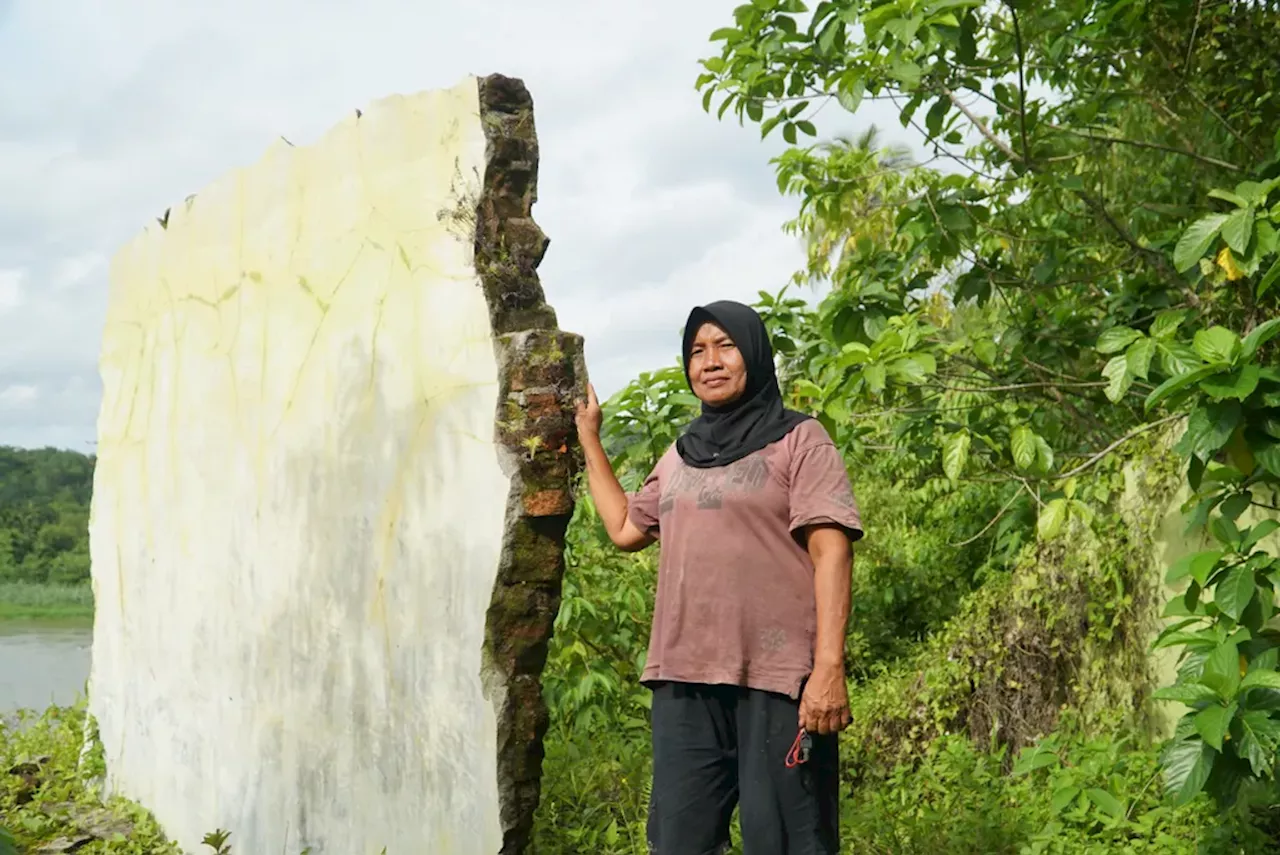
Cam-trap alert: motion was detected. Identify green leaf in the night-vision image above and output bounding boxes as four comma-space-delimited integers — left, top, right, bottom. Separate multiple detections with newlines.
1236, 711, 1280, 776
1103, 354, 1133, 402
1194, 702, 1238, 751
1034, 435, 1054, 475
1151, 310, 1189, 339
864, 363, 887, 394
783, 122, 798, 144
1242, 317, 1280, 361
1162, 736, 1215, 805
1175, 402, 1243, 460
1174, 213, 1229, 272
1221, 207, 1255, 255
710, 27, 741, 41
1200, 364, 1261, 401
1097, 327, 1141, 354
1215, 565, 1256, 621
1126, 337, 1157, 380
1220, 492, 1251, 521
1239, 670, 1280, 693
1202, 641, 1242, 700
1208, 188, 1248, 207
1166, 550, 1224, 586
1038, 498, 1068, 540
1193, 326, 1242, 365
837, 77, 865, 114
1011, 425, 1038, 470
1242, 520, 1280, 552
1146, 364, 1221, 411
1050, 785, 1081, 813
1012, 745, 1060, 776
1258, 257, 1280, 298
889, 57, 923, 87
1152, 683, 1222, 706
1085, 787, 1125, 820
943, 431, 970, 481
1159, 341, 1203, 376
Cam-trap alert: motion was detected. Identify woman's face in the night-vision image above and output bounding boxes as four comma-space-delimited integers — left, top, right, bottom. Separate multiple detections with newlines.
688, 321, 748, 406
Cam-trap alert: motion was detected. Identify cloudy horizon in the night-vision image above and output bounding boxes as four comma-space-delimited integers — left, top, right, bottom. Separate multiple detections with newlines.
0, 0, 912, 452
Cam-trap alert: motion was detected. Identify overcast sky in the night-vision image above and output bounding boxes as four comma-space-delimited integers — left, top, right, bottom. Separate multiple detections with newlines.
0, 0, 910, 451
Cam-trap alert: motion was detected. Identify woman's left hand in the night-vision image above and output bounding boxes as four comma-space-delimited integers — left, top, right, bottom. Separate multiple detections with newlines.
798, 664, 851, 736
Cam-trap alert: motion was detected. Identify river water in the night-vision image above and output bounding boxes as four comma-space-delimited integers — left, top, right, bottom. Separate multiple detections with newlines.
0, 619, 93, 712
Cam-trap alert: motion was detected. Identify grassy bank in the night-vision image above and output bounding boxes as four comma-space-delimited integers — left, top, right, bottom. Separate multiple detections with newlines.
0, 582, 94, 621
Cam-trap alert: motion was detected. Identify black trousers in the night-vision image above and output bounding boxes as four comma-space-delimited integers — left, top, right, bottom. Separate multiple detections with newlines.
646, 681, 840, 855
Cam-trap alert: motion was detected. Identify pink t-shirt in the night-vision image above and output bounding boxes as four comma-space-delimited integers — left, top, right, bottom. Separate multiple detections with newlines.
628, 419, 863, 699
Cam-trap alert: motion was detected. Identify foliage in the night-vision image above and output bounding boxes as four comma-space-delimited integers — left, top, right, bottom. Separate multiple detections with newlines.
0, 446, 94, 594
0, 703, 178, 853
695, 0, 1280, 805
0, 581, 95, 620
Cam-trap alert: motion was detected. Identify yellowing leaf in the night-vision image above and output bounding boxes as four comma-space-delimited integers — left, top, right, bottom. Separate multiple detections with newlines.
1217, 246, 1244, 281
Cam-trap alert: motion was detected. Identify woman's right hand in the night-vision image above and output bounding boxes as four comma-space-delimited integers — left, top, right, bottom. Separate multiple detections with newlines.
575, 383, 603, 439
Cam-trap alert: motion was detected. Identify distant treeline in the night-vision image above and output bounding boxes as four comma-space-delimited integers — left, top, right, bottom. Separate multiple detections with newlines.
0, 446, 94, 586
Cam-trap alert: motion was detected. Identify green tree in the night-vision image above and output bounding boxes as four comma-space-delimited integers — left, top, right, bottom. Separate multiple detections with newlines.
696, 0, 1279, 807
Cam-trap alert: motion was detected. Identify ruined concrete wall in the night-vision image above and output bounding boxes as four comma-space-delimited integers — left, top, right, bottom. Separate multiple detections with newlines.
87, 73, 578, 855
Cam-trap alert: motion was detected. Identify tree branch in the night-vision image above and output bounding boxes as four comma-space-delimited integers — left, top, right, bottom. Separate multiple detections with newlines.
944, 86, 1024, 164
1056, 413, 1184, 480
1008, 3, 1032, 163
1045, 123, 1242, 172
950, 484, 1027, 547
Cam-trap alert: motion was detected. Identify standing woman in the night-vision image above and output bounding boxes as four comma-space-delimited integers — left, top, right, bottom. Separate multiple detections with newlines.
575, 300, 863, 855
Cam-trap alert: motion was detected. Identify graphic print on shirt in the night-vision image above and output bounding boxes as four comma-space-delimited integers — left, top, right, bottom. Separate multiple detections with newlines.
658, 454, 771, 512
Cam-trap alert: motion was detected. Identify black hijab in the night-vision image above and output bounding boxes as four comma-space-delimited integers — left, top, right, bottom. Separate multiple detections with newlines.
675, 300, 812, 469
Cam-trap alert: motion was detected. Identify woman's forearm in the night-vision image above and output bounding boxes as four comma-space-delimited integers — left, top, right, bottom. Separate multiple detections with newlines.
580, 431, 633, 543
810, 528, 853, 671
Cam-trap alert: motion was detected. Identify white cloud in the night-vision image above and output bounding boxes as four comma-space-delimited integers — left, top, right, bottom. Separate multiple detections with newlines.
0, 270, 23, 314
0, 0, 906, 449
0, 384, 39, 409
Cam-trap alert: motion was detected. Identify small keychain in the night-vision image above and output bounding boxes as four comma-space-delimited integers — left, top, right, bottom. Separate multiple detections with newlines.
785, 728, 812, 768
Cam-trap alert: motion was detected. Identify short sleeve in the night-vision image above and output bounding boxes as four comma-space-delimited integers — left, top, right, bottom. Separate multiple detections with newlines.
788, 441, 864, 542
627, 466, 662, 536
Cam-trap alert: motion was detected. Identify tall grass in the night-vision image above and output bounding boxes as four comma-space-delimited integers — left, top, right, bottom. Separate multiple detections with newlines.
0, 582, 93, 620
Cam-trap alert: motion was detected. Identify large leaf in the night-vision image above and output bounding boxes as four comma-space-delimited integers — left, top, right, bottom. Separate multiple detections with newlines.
1236, 711, 1280, 776
1152, 683, 1222, 706
1193, 327, 1242, 365
1175, 402, 1243, 460
943, 431, 970, 481
1200, 365, 1261, 401
1239, 670, 1280, 693
1259, 257, 1280, 298
1221, 207, 1255, 255
1011, 425, 1038, 470
1151, 310, 1189, 339
1162, 736, 1216, 805
1194, 702, 1238, 751
1158, 341, 1203, 376
1097, 326, 1141, 354
1174, 213, 1229, 272
1166, 550, 1224, 586
1085, 788, 1125, 820
1038, 498, 1068, 540
1215, 565, 1257, 621
1201, 641, 1242, 700
1242, 317, 1280, 361
1102, 354, 1132, 402
1145, 364, 1222, 411
1126, 337, 1157, 380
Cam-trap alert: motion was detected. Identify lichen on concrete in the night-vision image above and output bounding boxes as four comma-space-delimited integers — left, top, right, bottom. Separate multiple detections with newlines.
475, 73, 584, 855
